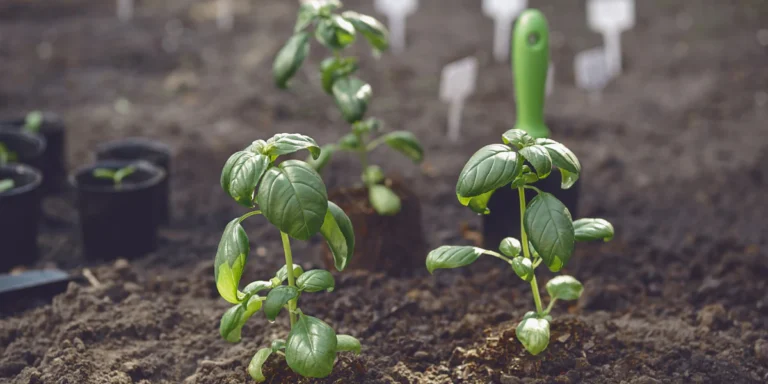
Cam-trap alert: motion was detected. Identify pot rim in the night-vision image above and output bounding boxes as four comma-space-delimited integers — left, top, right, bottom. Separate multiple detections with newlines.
0, 164, 43, 197
70, 160, 166, 193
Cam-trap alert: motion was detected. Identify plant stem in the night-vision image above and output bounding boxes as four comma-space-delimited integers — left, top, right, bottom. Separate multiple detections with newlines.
544, 298, 557, 314
355, 131, 369, 171
280, 231, 298, 327
518, 187, 544, 314
238, 210, 262, 223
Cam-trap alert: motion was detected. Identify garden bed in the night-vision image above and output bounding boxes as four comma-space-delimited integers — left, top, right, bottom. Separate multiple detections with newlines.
1, 0, 767, 383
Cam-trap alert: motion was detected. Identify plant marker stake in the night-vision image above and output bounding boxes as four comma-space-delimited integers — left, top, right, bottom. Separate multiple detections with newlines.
217, 0, 234, 31
512, 9, 550, 139
587, 0, 635, 76
117, 0, 133, 22
574, 47, 611, 104
482, 0, 527, 63
440, 57, 478, 142
546, 61, 554, 98
374, 0, 418, 53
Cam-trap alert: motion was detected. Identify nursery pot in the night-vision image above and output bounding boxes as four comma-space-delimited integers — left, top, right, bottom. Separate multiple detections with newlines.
0, 164, 43, 272
0, 129, 46, 172
71, 160, 165, 261
483, 168, 580, 250
94, 138, 171, 225
324, 179, 428, 276
0, 113, 66, 193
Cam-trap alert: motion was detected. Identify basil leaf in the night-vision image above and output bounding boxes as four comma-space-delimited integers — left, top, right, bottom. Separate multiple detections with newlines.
380, 131, 423, 163
320, 57, 359, 94
319, 201, 355, 271
265, 133, 321, 160
275, 264, 305, 283
307, 144, 336, 173
338, 133, 361, 150
524, 193, 575, 272
263, 286, 299, 321
352, 118, 381, 135
220, 151, 270, 207
362, 165, 385, 186
516, 315, 550, 355
456, 144, 523, 199
274, 32, 310, 89
295, 2, 321, 32
499, 237, 522, 257
341, 11, 389, 52
296, 270, 335, 292
286, 314, 338, 378
220, 296, 263, 343
502, 129, 535, 149
368, 184, 401, 215
426, 246, 487, 274
519, 145, 553, 179
332, 77, 372, 123
545, 275, 583, 301
214, 219, 250, 304
258, 160, 328, 240
243, 280, 273, 295
511, 256, 534, 282
336, 334, 361, 354
457, 189, 495, 215
271, 339, 286, 352
573, 218, 614, 242
535, 138, 581, 189
315, 15, 356, 50
247, 347, 273, 382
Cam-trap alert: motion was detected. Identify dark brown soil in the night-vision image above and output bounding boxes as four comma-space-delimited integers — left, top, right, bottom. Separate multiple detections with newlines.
2, 0, 768, 383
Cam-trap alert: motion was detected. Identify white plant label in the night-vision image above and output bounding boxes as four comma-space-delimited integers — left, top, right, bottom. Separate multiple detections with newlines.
587, 0, 635, 76
218, 0, 234, 31
117, 0, 133, 22
546, 61, 554, 97
574, 48, 611, 103
482, 0, 527, 62
374, 0, 419, 53
439, 57, 478, 142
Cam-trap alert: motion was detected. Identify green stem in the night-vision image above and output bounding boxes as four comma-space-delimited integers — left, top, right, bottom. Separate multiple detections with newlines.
544, 298, 557, 314
355, 131, 369, 171
280, 231, 298, 327
519, 187, 544, 314
238, 210, 262, 223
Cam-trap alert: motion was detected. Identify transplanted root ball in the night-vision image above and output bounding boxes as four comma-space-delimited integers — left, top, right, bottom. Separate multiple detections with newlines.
426, 128, 614, 355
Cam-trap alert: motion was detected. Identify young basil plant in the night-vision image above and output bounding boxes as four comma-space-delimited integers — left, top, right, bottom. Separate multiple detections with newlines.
23, 111, 44, 134
93, 165, 136, 188
216, 133, 360, 382
0, 178, 15, 193
426, 129, 614, 356
0, 143, 18, 166
273, 0, 424, 216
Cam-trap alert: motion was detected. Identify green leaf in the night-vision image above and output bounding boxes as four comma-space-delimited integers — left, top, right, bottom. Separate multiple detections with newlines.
220, 296, 263, 343
295, 2, 321, 32
286, 314, 338, 378
275, 264, 305, 283
546, 275, 584, 301
315, 15, 356, 50
0, 179, 14, 193
320, 57, 359, 94
243, 280, 273, 295
258, 160, 328, 240
457, 189, 495, 215
362, 165, 385, 186
336, 335, 361, 354
535, 138, 581, 189
248, 140, 269, 155
573, 218, 614, 242
519, 145, 553, 179
499, 237, 522, 257
265, 133, 321, 160
426, 246, 487, 274
23, 111, 44, 134
247, 348, 273, 382
274, 32, 311, 89
341, 11, 389, 52
502, 129, 536, 149
220, 151, 270, 207
214, 219, 250, 304
338, 133, 361, 150
352, 118, 381, 135
264, 285, 299, 321
379, 131, 423, 163
516, 314, 550, 355
368, 184, 401, 215
319, 201, 355, 271
524, 193, 575, 272
307, 144, 336, 173
271, 339, 286, 352
296, 270, 335, 292
511, 257, 534, 282
92, 168, 116, 180
456, 144, 523, 199
332, 77, 372, 123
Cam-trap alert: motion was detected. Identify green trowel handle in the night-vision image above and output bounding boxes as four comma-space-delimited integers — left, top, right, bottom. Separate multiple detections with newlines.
512, 9, 550, 139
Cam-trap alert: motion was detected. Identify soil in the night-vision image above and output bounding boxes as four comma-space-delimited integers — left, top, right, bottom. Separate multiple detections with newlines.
1, 0, 768, 383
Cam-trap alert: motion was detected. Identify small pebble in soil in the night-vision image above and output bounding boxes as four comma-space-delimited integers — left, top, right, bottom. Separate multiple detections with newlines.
755, 339, 768, 365
696, 304, 729, 330
413, 351, 429, 359
500, 374, 523, 384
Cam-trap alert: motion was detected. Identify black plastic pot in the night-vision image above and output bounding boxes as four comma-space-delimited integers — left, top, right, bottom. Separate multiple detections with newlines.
483, 167, 581, 250
0, 129, 46, 172
71, 160, 165, 261
94, 138, 171, 225
0, 164, 43, 272
0, 113, 66, 193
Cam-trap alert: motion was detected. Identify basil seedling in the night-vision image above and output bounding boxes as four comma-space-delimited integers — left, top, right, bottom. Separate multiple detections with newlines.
0, 178, 14, 193
92, 165, 136, 188
216, 133, 359, 382
23, 111, 44, 134
0, 143, 18, 166
426, 129, 614, 356
273, 0, 424, 215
